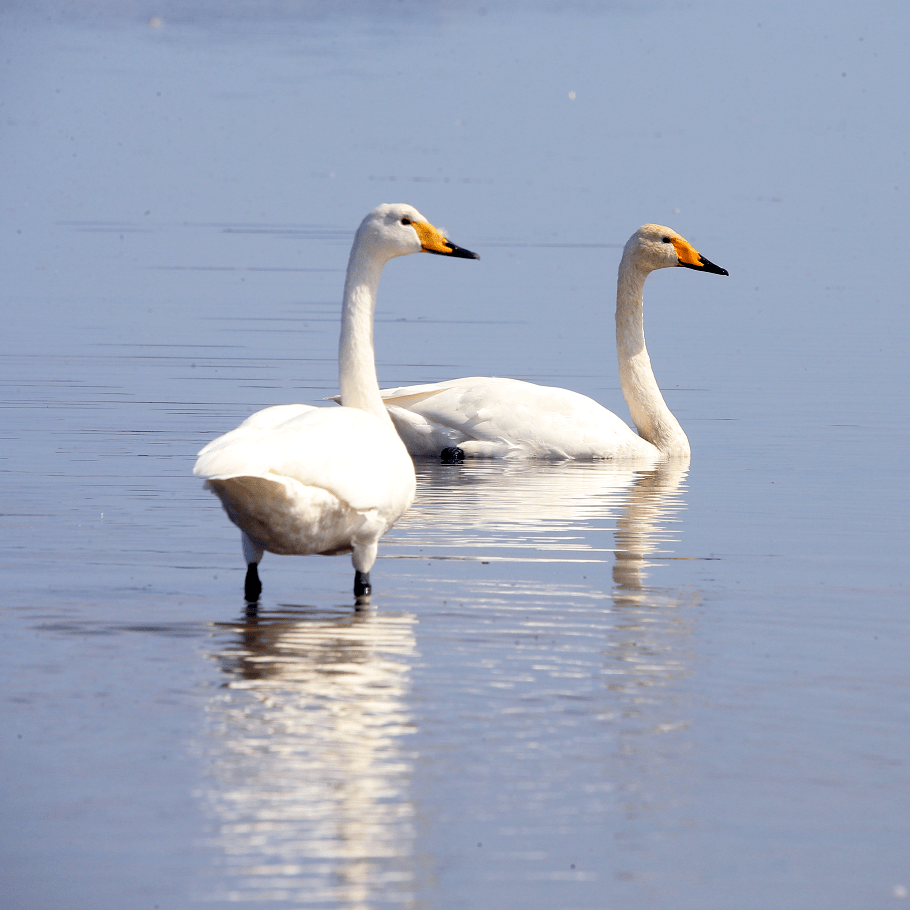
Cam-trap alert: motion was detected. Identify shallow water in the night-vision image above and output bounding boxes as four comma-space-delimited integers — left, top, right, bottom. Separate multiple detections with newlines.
3, 1, 910, 908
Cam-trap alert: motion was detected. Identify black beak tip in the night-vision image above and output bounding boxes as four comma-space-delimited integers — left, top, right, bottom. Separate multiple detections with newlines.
682, 255, 727, 276
448, 243, 480, 260
700, 255, 728, 276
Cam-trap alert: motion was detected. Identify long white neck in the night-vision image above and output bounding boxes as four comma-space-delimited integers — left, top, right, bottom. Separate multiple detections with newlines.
338, 236, 395, 426
615, 255, 690, 457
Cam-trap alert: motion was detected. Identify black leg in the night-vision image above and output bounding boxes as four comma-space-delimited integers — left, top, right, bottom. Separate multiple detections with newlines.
354, 569, 371, 602
441, 446, 464, 463
244, 563, 262, 602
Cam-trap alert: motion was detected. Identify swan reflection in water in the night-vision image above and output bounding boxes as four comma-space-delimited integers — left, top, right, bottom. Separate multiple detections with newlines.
200, 606, 420, 906
392, 457, 690, 581
198, 458, 694, 903
396, 458, 699, 782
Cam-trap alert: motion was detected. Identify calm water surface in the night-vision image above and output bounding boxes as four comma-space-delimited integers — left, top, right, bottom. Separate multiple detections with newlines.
2, 2, 909, 908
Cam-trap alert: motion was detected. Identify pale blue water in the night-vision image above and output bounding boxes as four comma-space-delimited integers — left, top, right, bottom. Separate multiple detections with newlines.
2, 1, 909, 908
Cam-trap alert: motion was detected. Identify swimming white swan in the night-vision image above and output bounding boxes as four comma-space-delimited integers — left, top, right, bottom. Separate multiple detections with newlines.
194, 203, 479, 603
374, 224, 727, 460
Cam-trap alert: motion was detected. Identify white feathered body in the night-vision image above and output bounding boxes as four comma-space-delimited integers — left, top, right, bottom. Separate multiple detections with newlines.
194, 403, 416, 568
379, 377, 660, 460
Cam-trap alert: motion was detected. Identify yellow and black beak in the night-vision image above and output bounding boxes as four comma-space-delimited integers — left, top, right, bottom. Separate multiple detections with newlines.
672, 236, 728, 276
412, 220, 480, 260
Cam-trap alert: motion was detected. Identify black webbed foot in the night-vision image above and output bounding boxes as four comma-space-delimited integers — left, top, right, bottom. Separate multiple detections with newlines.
441, 446, 465, 463
244, 563, 262, 602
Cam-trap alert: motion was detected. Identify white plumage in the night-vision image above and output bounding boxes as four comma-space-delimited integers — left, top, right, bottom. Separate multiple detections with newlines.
375, 224, 727, 460
194, 203, 478, 602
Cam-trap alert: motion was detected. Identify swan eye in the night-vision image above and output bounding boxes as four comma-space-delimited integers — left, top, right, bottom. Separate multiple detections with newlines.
661, 236, 672, 243
401, 217, 412, 226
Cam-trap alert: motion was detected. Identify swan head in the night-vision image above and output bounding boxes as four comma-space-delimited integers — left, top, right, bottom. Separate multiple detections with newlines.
626, 224, 728, 276
356, 203, 479, 262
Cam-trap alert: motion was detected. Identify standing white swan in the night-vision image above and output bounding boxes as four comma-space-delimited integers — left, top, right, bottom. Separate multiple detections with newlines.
374, 224, 727, 460
194, 203, 479, 603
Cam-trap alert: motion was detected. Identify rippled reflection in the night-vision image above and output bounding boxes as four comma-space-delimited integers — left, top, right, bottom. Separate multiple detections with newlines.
395, 458, 698, 744
611, 460, 689, 592
395, 458, 689, 575
200, 606, 419, 906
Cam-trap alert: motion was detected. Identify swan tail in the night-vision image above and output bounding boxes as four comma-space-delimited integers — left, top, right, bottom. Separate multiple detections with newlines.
205, 475, 357, 557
